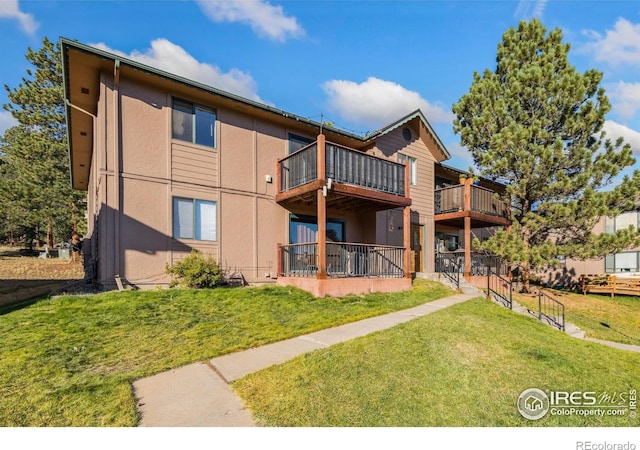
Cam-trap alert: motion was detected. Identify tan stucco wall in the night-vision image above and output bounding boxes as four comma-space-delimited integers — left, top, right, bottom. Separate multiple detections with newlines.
86, 70, 444, 288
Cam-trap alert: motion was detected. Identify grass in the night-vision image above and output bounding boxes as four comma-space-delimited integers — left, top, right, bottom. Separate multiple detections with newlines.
0, 278, 452, 426
233, 299, 640, 427
0, 246, 83, 307
513, 289, 640, 346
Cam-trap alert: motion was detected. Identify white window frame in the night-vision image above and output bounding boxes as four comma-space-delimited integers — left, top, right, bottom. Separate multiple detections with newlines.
605, 251, 639, 273
605, 212, 639, 234
398, 153, 417, 186
173, 197, 217, 241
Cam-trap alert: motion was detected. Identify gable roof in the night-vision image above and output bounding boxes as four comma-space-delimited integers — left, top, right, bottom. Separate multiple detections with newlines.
61, 38, 451, 189
366, 110, 450, 161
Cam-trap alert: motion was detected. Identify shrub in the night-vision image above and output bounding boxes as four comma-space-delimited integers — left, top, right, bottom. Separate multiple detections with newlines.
166, 251, 222, 289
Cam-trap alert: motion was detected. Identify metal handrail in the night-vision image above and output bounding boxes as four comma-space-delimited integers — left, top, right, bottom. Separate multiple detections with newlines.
536, 289, 565, 331
435, 252, 461, 289
488, 267, 512, 309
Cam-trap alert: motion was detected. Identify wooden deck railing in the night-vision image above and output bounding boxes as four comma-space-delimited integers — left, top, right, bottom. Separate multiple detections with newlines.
278, 140, 406, 197
579, 274, 640, 297
434, 184, 509, 217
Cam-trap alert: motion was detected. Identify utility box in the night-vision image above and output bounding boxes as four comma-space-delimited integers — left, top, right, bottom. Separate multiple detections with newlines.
58, 248, 70, 259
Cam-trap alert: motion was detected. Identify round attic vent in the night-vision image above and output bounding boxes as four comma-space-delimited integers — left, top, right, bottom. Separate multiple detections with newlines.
402, 127, 413, 142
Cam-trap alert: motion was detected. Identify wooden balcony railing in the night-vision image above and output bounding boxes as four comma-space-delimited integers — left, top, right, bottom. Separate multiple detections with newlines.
434, 184, 509, 218
278, 242, 405, 278
278, 139, 406, 197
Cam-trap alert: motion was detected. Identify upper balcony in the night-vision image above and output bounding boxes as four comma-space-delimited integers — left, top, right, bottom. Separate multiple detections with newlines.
276, 135, 411, 212
434, 182, 511, 228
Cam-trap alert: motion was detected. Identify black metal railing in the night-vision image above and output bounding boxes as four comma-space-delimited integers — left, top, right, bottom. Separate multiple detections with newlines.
280, 242, 318, 277
488, 267, 512, 309
536, 290, 565, 332
279, 242, 404, 278
280, 143, 318, 192
471, 254, 509, 277
326, 242, 404, 278
325, 143, 405, 196
435, 252, 462, 288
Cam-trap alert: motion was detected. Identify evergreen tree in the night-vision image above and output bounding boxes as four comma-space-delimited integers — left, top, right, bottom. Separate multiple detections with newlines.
452, 19, 640, 292
0, 37, 86, 247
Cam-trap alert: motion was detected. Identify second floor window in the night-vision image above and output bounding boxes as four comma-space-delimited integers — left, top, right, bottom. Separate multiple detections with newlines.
288, 133, 314, 154
172, 98, 216, 148
605, 212, 639, 234
398, 153, 417, 185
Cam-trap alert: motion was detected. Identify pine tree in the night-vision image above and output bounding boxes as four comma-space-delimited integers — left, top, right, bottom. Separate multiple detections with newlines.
0, 37, 86, 247
452, 19, 640, 292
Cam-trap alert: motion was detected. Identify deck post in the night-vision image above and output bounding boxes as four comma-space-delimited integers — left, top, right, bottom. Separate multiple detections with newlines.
463, 177, 472, 277
277, 243, 283, 277
317, 134, 327, 279
403, 163, 411, 278
276, 160, 282, 193
403, 205, 411, 278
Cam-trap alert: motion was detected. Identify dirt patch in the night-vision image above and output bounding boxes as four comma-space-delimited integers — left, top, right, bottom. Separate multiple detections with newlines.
0, 246, 84, 307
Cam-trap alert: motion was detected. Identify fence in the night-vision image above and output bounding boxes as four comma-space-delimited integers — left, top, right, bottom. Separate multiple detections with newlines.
279, 242, 404, 278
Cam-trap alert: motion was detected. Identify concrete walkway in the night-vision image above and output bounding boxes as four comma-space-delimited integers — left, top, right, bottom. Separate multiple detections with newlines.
133, 291, 640, 427
133, 293, 475, 427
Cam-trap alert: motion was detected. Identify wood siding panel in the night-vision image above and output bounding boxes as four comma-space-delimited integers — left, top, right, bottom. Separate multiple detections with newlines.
171, 240, 218, 265
371, 127, 436, 221
171, 142, 218, 186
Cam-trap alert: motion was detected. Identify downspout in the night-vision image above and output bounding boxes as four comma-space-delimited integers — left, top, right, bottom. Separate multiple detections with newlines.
113, 60, 121, 280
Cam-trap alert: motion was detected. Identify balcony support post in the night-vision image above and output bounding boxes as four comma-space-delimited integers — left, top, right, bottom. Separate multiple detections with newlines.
403, 162, 411, 278
403, 205, 411, 278
464, 216, 472, 278
317, 134, 327, 279
277, 243, 283, 277
463, 177, 473, 278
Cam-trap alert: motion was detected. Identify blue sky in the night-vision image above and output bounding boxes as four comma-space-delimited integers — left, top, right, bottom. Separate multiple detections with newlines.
1, 0, 639, 172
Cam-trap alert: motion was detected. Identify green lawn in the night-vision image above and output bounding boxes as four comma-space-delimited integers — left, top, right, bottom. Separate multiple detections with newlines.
0, 279, 452, 426
233, 299, 640, 427
514, 290, 640, 345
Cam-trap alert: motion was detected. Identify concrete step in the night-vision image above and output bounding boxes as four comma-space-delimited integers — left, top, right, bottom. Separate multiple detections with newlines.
416, 272, 482, 296
565, 322, 586, 339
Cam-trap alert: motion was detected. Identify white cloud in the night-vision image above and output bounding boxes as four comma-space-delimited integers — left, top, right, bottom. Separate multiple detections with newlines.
322, 77, 454, 130
195, 0, 304, 42
514, 0, 548, 20
446, 141, 475, 168
583, 18, 640, 66
608, 81, 640, 120
603, 120, 640, 156
0, 111, 18, 136
0, 0, 38, 34
91, 39, 265, 103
